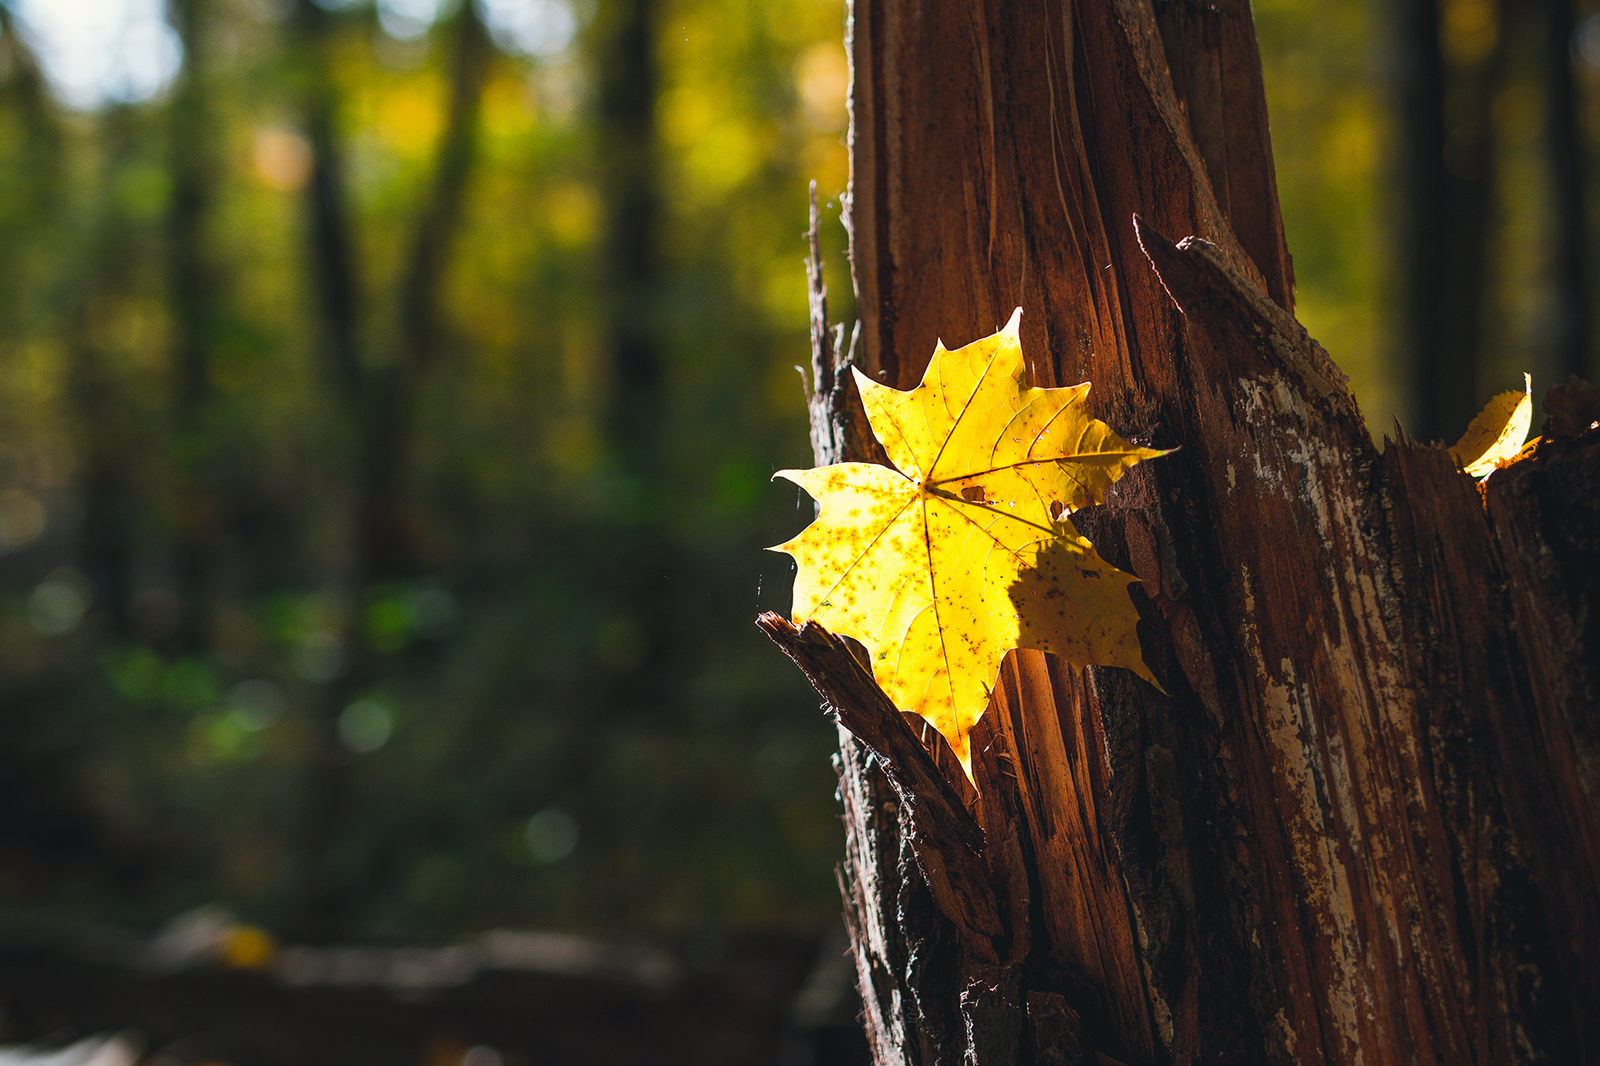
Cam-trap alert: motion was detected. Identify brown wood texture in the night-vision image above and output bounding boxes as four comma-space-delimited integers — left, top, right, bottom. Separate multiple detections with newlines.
764, 0, 1600, 1063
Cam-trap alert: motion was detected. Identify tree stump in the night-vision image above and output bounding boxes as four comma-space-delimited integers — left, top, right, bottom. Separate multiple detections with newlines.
760, 1, 1600, 1063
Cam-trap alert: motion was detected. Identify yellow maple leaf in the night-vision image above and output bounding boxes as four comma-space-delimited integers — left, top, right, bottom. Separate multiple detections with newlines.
1449, 373, 1534, 478
770, 309, 1164, 775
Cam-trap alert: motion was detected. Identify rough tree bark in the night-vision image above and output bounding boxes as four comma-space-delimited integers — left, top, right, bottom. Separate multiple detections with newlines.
760, 1, 1599, 1063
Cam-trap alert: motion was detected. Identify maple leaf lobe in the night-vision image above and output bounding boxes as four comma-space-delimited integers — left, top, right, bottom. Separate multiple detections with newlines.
772, 308, 1163, 777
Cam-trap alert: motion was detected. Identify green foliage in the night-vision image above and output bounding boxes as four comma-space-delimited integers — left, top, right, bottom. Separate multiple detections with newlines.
0, 0, 852, 940
1253, 0, 1401, 432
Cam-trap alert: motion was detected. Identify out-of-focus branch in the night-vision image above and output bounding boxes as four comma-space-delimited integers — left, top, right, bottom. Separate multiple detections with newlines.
295, 0, 364, 404
597, 0, 661, 465
359, 0, 492, 583
1395, 0, 1508, 440
1542, 0, 1591, 383
295, 3, 493, 941
167, 0, 220, 652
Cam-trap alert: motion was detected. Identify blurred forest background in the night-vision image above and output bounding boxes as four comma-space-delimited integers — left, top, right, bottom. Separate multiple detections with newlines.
0, 0, 1594, 951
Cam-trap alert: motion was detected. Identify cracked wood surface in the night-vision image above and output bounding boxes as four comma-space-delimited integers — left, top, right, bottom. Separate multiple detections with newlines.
769, 0, 1600, 1063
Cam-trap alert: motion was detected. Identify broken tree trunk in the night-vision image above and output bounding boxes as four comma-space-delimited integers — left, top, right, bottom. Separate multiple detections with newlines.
758, 1, 1600, 1063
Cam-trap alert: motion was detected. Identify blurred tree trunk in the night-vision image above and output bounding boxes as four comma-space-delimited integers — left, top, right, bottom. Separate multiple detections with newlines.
2, 13, 134, 640
591, 0, 673, 714
0, 7, 63, 300
289, 0, 363, 943
1395, 0, 1507, 441
294, 0, 364, 404
71, 115, 141, 643
762, 0, 1599, 1062
1539, 0, 1592, 384
167, 0, 219, 651
70, 316, 133, 643
358, 0, 490, 588
597, 0, 662, 465
1396, 0, 1595, 435
291, 2, 491, 940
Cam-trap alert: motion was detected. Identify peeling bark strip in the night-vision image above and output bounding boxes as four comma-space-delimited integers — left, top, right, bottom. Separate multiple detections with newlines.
766, 0, 1600, 1062
757, 615, 1003, 945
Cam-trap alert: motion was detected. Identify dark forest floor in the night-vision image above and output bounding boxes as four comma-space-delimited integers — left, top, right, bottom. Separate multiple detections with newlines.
0, 926, 870, 1066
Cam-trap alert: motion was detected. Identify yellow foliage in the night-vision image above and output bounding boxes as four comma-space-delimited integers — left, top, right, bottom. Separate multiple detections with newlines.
220, 924, 277, 970
1450, 373, 1533, 478
544, 183, 600, 248
377, 83, 444, 157
252, 127, 313, 193
771, 310, 1163, 776
1442, 0, 1499, 65
481, 75, 536, 140
794, 43, 847, 131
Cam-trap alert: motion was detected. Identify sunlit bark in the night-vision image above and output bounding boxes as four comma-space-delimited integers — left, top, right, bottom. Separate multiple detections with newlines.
766, 1, 1600, 1061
